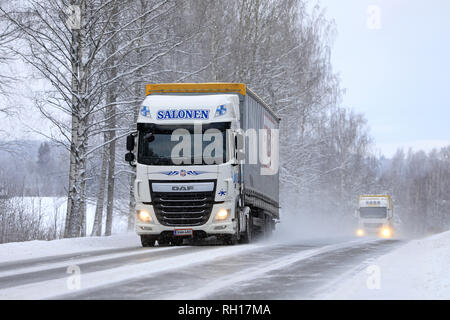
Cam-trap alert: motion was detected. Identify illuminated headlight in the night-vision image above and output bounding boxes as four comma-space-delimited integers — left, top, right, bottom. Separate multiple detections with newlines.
356, 229, 365, 237
380, 227, 392, 238
215, 209, 229, 221
137, 210, 152, 223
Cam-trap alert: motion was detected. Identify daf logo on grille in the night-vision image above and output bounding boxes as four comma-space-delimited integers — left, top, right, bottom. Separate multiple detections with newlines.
152, 182, 214, 193
172, 186, 194, 191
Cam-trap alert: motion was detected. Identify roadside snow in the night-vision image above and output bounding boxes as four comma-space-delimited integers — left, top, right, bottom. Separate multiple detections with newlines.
0, 233, 141, 264
322, 230, 450, 299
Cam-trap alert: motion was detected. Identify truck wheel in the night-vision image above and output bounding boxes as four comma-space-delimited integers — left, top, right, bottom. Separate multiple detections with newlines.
157, 237, 170, 246
141, 235, 157, 247
240, 215, 252, 244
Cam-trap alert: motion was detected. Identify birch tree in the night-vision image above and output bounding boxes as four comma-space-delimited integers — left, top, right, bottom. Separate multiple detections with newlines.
0, 0, 17, 98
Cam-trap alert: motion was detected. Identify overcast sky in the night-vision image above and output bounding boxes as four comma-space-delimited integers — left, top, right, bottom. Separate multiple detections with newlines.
319, 0, 450, 157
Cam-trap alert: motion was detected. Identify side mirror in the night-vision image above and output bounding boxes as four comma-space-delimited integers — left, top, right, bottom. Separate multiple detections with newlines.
235, 131, 245, 161
126, 134, 135, 151
125, 152, 135, 163
226, 129, 245, 165
226, 129, 237, 164
354, 209, 359, 218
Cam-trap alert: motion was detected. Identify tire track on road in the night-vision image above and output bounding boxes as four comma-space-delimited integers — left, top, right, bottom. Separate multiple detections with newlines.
0, 246, 186, 289
0, 243, 264, 299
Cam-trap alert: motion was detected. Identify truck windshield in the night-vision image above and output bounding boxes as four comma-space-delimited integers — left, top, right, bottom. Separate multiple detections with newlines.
137, 122, 230, 166
359, 207, 387, 219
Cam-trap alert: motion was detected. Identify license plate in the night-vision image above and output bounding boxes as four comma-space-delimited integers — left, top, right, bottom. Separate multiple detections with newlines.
174, 229, 193, 236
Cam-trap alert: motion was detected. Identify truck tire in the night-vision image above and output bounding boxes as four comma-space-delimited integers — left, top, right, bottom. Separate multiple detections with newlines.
239, 215, 253, 244
141, 235, 157, 247
157, 237, 170, 246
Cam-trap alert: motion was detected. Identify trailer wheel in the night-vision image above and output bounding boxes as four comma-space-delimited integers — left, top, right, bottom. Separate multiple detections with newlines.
141, 235, 157, 247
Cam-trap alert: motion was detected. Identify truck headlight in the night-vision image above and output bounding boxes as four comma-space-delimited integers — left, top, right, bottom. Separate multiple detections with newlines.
356, 229, 365, 237
215, 209, 229, 221
380, 227, 392, 238
137, 210, 152, 223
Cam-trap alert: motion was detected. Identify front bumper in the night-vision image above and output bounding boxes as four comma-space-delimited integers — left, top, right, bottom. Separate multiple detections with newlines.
135, 202, 236, 236
357, 223, 394, 238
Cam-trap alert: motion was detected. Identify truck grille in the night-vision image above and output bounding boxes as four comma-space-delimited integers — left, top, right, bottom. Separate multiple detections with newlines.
364, 222, 383, 229
150, 182, 216, 226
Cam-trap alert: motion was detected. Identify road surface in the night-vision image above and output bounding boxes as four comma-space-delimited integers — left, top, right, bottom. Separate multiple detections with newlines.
0, 236, 403, 299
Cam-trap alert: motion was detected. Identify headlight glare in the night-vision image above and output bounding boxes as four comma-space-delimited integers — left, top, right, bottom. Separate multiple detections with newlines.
137, 210, 152, 223
380, 227, 392, 238
215, 209, 229, 221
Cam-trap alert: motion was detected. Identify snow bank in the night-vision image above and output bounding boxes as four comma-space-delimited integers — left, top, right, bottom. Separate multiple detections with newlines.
0, 233, 141, 264
323, 230, 450, 299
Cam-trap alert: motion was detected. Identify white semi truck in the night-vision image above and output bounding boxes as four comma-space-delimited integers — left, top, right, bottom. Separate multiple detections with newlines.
125, 83, 280, 247
355, 195, 394, 238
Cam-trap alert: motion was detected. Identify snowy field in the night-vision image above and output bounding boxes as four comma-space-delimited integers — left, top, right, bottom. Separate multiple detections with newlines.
5, 197, 129, 236
323, 230, 450, 299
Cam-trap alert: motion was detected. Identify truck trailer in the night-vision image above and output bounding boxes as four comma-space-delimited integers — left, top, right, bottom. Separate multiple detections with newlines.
125, 83, 280, 246
355, 195, 394, 238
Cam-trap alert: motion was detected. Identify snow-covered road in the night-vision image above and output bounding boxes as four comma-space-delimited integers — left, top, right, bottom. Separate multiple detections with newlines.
0, 234, 403, 299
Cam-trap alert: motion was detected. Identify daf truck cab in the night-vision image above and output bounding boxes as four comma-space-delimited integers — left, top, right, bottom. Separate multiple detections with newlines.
125, 83, 280, 247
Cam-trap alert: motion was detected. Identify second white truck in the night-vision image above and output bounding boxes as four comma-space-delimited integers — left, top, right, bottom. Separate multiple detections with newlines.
355, 195, 394, 238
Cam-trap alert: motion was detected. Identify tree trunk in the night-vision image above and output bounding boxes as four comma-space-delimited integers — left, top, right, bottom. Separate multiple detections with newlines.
92, 138, 108, 236
64, 129, 75, 237
127, 1, 146, 230
104, 3, 119, 236
127, 72, 140, 232
65, 27, 82, 238
104, 126, 116, 236
80, 148, 87, 237
65, 0, 87, 238
126, 80, 141, 232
